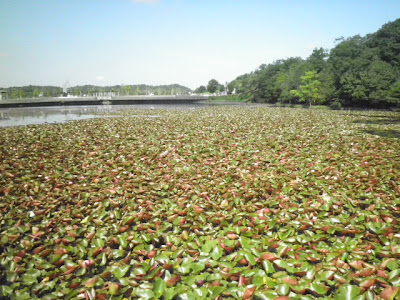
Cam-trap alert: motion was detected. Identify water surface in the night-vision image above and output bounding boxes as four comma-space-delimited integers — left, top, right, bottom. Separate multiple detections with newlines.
0, 104, 222, 127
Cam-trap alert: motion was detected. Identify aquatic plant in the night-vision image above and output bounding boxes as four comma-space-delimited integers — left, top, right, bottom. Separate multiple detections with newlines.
0, 107, 399, 299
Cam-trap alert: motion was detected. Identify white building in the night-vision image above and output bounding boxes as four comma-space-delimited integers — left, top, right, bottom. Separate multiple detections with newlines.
0, 90, 7, 100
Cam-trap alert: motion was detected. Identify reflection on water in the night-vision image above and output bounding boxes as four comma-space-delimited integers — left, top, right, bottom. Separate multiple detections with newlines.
0, 106, 108, 127
0, 103, 240, 127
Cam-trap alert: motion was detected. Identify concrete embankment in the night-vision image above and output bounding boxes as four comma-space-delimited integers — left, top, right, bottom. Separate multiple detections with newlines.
0, 95, 208, 108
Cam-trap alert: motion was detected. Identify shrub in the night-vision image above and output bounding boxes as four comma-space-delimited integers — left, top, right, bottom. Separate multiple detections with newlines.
330, 100, 342, 110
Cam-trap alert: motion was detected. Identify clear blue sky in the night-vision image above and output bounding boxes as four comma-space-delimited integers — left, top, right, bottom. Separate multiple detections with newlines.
1, 0, 399, 89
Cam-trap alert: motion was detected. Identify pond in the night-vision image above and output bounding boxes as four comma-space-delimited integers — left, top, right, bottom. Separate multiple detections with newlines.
0, 103, 240, 127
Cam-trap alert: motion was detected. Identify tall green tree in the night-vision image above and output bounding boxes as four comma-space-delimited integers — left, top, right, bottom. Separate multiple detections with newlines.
278, 60, 308, 103
306, 47, 329, 72
367, 18, 400, 68
207, 79, 220, 94
329, 35, 398, 106
386, 81, 400, 106
227, 82, 235, 94
290, 71, 324, 106
195, 85, 206, 93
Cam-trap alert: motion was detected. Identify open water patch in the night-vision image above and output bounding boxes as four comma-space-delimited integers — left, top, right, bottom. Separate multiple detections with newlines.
0, 105, 163, 127
0, 103, 253, 127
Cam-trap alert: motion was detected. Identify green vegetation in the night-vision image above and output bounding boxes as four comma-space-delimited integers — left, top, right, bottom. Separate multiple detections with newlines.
5, 86, 63, 99
194, 79, 226, 95
226, 18, 400, 109
290, 71, 324, 107
1, 107, 399, 299
1, 84, 192, 99
207, 95, 247, 102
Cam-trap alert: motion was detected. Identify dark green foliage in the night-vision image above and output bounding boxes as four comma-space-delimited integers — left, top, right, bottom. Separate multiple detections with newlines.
368, 19, 400, 68
237, 58, 306, 103
387, 81, 400, 106
328, 36, 398, 107
226, 82, 235, 94
230, 18, 400, 108
207, 79, 220, 94
6, 85, 62, 99
194, 85, 207, 94
307, 47, 329, 72
329, 100, 342, 110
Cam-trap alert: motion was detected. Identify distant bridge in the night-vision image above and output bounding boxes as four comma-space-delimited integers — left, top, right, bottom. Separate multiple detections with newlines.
0, 95, 209, 108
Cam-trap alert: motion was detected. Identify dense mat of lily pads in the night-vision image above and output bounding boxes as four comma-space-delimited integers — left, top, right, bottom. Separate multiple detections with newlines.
1, 107, 399, 300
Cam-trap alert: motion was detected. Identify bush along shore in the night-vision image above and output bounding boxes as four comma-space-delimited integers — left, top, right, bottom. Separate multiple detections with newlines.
1, 107, 400, 299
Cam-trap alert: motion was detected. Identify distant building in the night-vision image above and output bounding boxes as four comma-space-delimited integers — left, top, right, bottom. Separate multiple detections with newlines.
0, 90, 7, 100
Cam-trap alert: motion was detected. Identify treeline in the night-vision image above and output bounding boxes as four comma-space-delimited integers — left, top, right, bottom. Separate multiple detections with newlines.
70, 84, 191, 96
194, 79, 226, 94
2, 84, 192, 99
228, 18, 400, 108
4, 86, 62, 99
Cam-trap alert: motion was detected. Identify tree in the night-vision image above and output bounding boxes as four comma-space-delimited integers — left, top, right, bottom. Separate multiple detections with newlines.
328, 35, 398, 107
306, 47, 329, 72
386, 81, 400, 106
33, 89, 40, 98
10, 90, 19, 99
227, 82, 235, 94
243, 57, 304, 103
367, 18, 400, 68
207, 79, 220, 94
290, 71, 324, 106
195, 85, 206, 94
278, 60, 308, 103
124, 85, 132, 95
225, 18, 400, 107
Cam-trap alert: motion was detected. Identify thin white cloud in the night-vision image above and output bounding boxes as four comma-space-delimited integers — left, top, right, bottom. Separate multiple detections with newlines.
96, 75, 104, 81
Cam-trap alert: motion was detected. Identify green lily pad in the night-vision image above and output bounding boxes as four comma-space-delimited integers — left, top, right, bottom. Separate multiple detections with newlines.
211, 245, 224, 260
336, 284, 362, 300
22, 269, 41, 286
112, 264, 130, 279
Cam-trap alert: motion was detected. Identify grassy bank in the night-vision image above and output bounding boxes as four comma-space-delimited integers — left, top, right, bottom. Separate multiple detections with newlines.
207, 95, 248, 102
1, 107, 399, 299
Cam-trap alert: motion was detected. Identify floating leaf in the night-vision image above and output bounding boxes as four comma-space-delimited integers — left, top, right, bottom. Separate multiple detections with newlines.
135, 289, 155, 300
84, 276, 98, 288
308, 283, 329, 296
276, 284, 290, 296
380, 287, 399, 300
201, 240, 218, 253
1, 106, 399, 299
336, 284, 362, 300
243, 286, 257, 299
112, 265, 131, 279
191, 262, 205, 273
211, 245, 224, 260
108, 282, 121, 295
